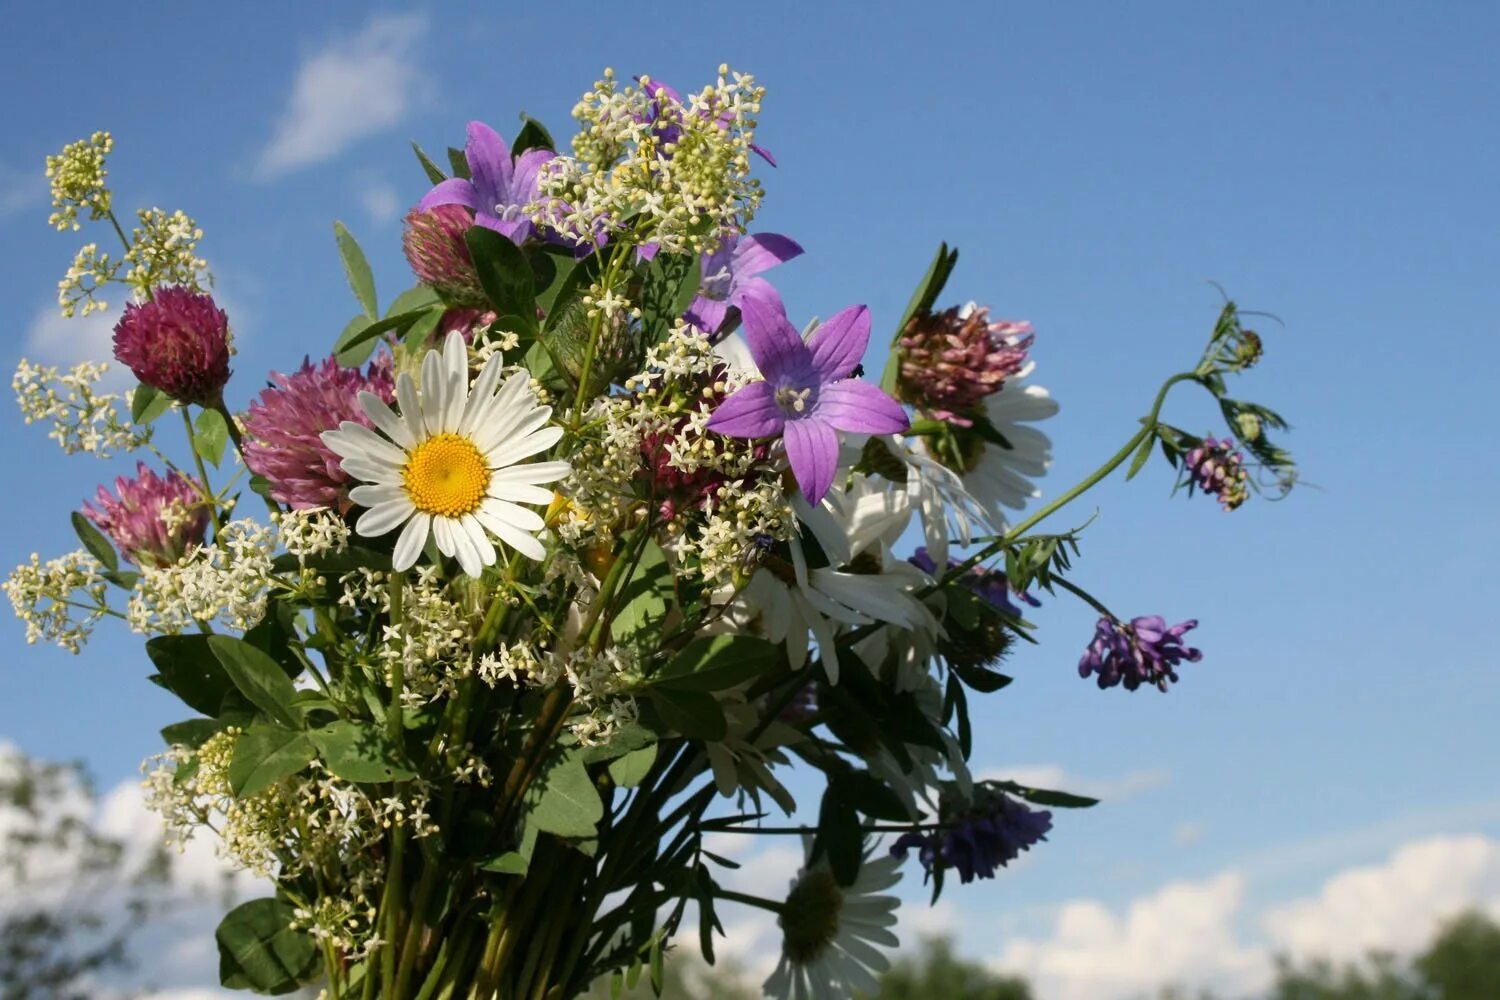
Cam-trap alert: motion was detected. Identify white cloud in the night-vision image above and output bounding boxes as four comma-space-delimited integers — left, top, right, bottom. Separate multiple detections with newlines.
24, 303, 121, 375
360, 181, 403, 225
981, 763, 1171, 803
256, 13, 430, 178
0, 161, 45, 219
1261, 835, 1500, 962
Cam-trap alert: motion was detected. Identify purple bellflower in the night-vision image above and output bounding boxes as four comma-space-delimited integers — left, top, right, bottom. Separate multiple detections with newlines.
706, 297, 909, 503
684, 233, 803, 335
1079, 615, 1203, 692
417, 121, 553, 244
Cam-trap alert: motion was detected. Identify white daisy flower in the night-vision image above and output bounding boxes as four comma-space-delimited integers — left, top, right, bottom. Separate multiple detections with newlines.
321, 331, 570, 577
764, 847, 903, 1000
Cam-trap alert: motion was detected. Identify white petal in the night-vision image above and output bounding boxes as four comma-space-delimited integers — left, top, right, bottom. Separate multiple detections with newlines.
485, 424, 564, 470
487, 461, 571, 487
355, 500, 413, 537
420, 346, 449, 436
474, 505, 544, 560
479, 498, 544, 533
359, 391, 415, 449
348, 483, 408, 508
460, 514, 497, 568
392, 513, 431, 571
334, 422, 409, 468
431, 515, 457, 557
449, 517, 483, 577
486, 480, 555, 505
395, 373, 425, 445
341, 457, 404, 485
475, 405, 553, 458
459, 354, 507, 435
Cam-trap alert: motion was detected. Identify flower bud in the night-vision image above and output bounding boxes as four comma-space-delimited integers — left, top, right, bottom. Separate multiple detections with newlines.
402, 205, 486, 306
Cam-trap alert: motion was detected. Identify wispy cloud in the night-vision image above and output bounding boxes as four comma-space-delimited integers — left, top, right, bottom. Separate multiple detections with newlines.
22, 303, 126, 385
360, 181, 403, 225
0, 161, 45, 220
256, 12, 430, 179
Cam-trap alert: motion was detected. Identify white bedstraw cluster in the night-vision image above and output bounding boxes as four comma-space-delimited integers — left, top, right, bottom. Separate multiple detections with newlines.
276, 507, 352, 561
45, 131, 113, 232
126, 519, 276, 635
2, 549, 108, 652
12, 359, 152, 457
533, 66, 766, 254
123, 207, 210, 295
477, 640, 642, 744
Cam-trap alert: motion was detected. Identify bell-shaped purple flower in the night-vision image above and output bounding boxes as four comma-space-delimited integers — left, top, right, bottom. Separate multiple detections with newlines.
417, 121, 553, 244
1079, 615, 1203, 692
891, 791, 1052, 885
706, 297, 909, 503
683, 233, 803, 335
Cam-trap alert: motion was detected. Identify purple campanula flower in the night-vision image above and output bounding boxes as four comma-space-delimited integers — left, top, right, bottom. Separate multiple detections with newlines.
684, 233, 803, 335
417, 121, 553, 244
706, 297, 909, 503
1184, 436, 1250, 511
890, 790, 1052, 884
1079, 615, 1202, 692
82, 462, 208, 568
242, 356, 395, 511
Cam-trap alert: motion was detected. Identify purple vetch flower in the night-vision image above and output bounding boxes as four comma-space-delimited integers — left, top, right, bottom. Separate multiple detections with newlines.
241, 356, 395, 511
1079, 615, 1203, 692
890, 791, 1052, 884
683, 233, 803, 335
402, 204, 486, 306
1184, 436, 1250, 511
417, 121, 553, 244
82, 462, 208, 568
706, 297, 909, 503
112, 287, 232, 406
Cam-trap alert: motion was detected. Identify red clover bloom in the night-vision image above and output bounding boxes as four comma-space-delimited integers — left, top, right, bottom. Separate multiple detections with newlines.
82, 462, 208, 567
897, 303, 1032, 425
111, 287, 232, 405
402, 204, 487, 307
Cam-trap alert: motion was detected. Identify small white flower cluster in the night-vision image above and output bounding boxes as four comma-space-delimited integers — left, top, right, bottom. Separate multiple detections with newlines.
476, 640, 641, 744
533, 67, 766, 254
12, 358, 152, 457
292, 882, 385, 962
275, 507, 352, 561
124, 207, 210, 294
375, 566, 484, 706
45, 131, 113, 232
1, 549, 108, 652
144, 730, 439, 886
57, 242, 119, 317
126, 519, 275, 635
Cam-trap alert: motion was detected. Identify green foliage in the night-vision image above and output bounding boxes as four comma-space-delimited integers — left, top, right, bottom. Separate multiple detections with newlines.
216, 896, 321, 994
208, 634, 301, 729
333, 220, 378, 320
69, 511, 117, 571
228, 724, 315, 797
525, 750, 605, 840
858, 936, 1033, 1000
193, 407, 230, 466
654, 634, 779, 692
130, 381, 172, 424
308, 719, 415, 784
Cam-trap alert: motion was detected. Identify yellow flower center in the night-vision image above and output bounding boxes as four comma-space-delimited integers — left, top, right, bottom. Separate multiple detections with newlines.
402, 433, 490, 518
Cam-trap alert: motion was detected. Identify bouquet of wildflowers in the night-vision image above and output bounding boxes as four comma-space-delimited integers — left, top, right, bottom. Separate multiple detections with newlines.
6, 67, 1296, 1000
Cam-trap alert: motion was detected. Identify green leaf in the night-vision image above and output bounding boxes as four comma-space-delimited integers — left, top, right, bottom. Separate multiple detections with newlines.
882, 243, 960, 392
411, 141, 447, 184
400, 308, 445, 353
480, 820, 538, 875
130, 382, 172, 424
465, 227, 537, 336
229, 725, 315, 797
952, 661, 1013, 693
529, 246, 578, 316
208, 635, 300, 729
447, 146, 471, 179
147, 635, 236, 717
385, 284, 442, 317
526, 752, 604, 839
607, 744, 657, 788
655, 634, 779, 692
334, 307, 442, 367
193, 407, 229, 467
640, 252, 701, 349
648, 687, 727, 742
216, 896, 320, 994
1125, 432, 1156, 481
814, 778, 864, 886
70, 511, 118, 572
308, 720, 414, 784
844, 770, 911, 822
333, 221, 378, 320
577, 722, 656, 764
611, 540, 672, 647
993, 780, 1100, 809
511, 115, 556, 154
161, 717, 229, 749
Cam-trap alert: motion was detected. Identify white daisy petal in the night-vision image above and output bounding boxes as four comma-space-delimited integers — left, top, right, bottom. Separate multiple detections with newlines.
347, 484, 408, 508
395, 373, 425, 444
486, 481, 556, 505
487, 461, 572, 487
474, 506, 545, 560
334, 422, 410, 468
419, 346, 449, 436
448, 517, 482, 577
356, 500, 413, 538
459, 514, 497, 568
358, 390, 415, 449
391, 513, 430, 571
431, 515, 457, 557
484, 424, 565, 469
479, 498, 544, 533
341, 457, 404, 485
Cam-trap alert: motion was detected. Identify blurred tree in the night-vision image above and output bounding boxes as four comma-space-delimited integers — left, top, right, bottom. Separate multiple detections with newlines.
1413, 910, 1500, 999
856, 936, 1032, 1000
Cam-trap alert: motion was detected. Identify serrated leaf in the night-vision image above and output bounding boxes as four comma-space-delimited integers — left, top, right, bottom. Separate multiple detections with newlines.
411, 141, 447, 184
70, 511, 118, 572
655, 634, 779, 692
308, 720, 414, 784
607, 743, 657, 788
525, 752, 603, 839
208, 635, 300, 729
216, 897, 319, 994
333, 221, 378, 320
229, 725, 315, 797
130, 382, 171, 424
193, 407, 229, 467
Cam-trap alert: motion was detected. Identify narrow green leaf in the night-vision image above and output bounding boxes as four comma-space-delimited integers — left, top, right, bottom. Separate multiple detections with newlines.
333, 221, 379, 320
308, 720, 414, 783
411, 141, 447, 184
649, 687, 727, 741
216, 897, 320, 993
1125, 432, 1156, 481
525, 752, 604, 839
994, 780, 1100, 809
70, 511, 118, 572
193, 407, 229, 467
611, 540, 672, 647
447, 146, 471, 179
385, 284, 441, 317
607, 744, 658, 788
208, 635, 300, 729
130, 382, 172, 424
814, 779, 864, 886
511, 116, 556, 154
882, 243, 959, 391
655, 634, 779, 692
229, 725, 315, 797
334, 307, 439, 365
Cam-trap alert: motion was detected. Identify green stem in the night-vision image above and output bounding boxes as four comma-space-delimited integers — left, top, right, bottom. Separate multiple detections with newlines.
181, 407, 224, 536
1049, 575, 1118, 621
380, 571, 408, 998
715, 888, 784, 913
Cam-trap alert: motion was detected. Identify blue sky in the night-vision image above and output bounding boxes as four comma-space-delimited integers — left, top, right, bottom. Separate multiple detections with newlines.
1, 3, 1497, 996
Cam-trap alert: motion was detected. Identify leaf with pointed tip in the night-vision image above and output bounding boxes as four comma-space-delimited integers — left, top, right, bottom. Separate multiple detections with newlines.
333, 221, 378, 320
